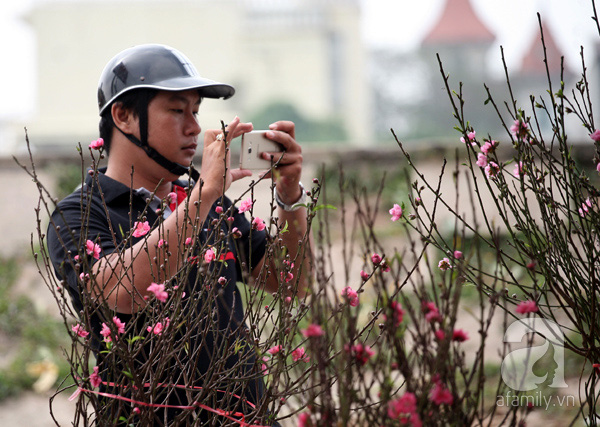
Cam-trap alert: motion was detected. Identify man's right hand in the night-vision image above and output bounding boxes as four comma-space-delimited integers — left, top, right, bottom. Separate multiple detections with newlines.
200, 116, 253, 201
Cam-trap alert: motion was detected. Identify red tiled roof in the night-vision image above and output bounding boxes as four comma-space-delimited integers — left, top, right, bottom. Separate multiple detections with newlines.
423, 0, 495, 45
520, 22, 564, 74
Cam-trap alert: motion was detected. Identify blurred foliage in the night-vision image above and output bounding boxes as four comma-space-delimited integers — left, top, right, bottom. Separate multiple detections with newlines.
250, 101, 347, 143
50, 162, 83, 200
0, 256, 71, 401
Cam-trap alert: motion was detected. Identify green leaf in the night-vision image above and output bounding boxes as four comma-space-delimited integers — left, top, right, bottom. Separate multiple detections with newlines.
280, 221, 289, 234
126, 336, 145, 345
233, 339, 245, 354
122, 370, 133, 380
312, 204, 337, 212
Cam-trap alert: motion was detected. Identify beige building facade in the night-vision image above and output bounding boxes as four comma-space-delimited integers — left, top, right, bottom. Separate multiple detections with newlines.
18, 0, 369, 153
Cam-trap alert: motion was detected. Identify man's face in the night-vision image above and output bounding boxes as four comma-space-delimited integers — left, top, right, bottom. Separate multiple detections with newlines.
145, 89, 202, 168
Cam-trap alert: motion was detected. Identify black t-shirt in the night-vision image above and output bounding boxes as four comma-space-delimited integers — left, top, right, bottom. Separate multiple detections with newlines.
47, 169, 270, 424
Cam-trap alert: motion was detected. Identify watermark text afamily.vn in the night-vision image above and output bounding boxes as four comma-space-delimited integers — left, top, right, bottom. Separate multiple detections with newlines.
496, 391, 575, 411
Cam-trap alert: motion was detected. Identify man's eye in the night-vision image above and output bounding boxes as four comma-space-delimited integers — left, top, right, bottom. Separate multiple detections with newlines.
172, 109, 184, 113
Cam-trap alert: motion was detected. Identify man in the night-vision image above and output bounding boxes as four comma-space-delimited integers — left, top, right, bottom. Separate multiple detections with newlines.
48, 44, 311, 425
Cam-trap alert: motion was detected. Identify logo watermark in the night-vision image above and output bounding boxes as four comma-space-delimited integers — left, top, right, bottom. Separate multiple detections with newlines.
501, 316, 569, 391
496, 390, 575, 410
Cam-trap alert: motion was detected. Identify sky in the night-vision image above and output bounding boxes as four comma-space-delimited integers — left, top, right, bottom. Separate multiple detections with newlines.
1, 0, 599, 120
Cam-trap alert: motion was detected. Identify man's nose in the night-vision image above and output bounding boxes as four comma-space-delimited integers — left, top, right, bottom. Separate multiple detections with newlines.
186, 113, 201, 136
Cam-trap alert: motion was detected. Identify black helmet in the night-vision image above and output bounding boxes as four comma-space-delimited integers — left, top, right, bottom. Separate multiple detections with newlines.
98, 44, 234, 115
97, 44, 234, 179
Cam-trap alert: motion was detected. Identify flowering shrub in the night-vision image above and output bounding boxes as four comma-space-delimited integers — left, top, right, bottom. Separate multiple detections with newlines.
18, 10, 600, 427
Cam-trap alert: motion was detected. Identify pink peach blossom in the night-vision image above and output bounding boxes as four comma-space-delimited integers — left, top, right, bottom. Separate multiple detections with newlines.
438, 257, 452, 271
71, 324, 89, 338
281, 271, 294, 283
390, 301, 405, 326
476, 153, 488, 168
298, 412, 312, 427
302, 324, 324, 338
89, 366, 102, 388
292, 347, 309, 362
484, 162, 500, 179
252, 217, 266, 231
511, 119, 529, 138
480, 140, 497, 154
89, 138, 104, 150
460, 130, 476, 145
85, 240, 101, 259
516, 300, 538, 314
423, 301, 441, 323
132, 221, 150, 238
239, 198, 253, 213
513, 161, 524, 178
430, 382, 453, 405
387, 392, 420, 425
147, 282, 168, 303
166, 192, 177, 205
452, 329, 469, 342
147, 318, 170, 335
590, 129, 600, 141
204, 247, 217, 263
389, 203, 403, 221
268, 345, 282, 355
341, 286, 359, 307
346, 343, 375, 366
113, 316, 126, 334
371, 253, 382, 265
261, 356, 269, 375
100, 323, 112, 343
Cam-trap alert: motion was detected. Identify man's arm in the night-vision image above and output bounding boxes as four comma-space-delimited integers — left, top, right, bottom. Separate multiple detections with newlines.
92, 117, 253, 313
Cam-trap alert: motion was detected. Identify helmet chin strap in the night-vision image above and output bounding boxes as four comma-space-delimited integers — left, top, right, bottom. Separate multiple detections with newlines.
113, 125, 200, 183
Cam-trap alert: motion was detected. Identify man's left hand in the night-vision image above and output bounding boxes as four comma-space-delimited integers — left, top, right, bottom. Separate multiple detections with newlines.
261, 120, 303, 205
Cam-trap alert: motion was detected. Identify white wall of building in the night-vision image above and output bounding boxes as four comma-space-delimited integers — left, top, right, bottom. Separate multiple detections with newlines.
21, 0, 369, 151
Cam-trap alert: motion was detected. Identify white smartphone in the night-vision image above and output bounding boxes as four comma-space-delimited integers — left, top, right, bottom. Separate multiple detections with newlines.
239, 131, 284, 170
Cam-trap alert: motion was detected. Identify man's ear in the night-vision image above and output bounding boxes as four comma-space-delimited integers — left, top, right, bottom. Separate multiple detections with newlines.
111, 103, 139, 134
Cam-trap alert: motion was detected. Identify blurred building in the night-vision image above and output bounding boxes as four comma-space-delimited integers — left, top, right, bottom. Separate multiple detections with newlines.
371, 0, 586, 144
17, 0, 369, 155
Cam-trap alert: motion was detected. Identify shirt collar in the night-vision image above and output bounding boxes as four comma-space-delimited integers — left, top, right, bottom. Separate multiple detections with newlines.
84, 167, 191, 205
